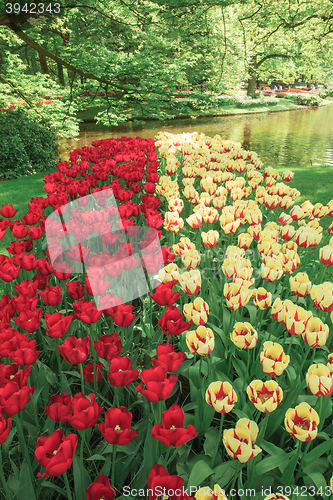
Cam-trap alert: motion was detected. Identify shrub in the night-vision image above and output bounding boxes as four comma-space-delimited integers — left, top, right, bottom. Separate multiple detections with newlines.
0, 107, 59, 180
295, 95, 322, 106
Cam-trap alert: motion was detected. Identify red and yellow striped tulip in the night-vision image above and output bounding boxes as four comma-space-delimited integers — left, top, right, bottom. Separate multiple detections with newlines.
247, 380, 283, 412
205, 381, 237, 413
284, 402, 319, 442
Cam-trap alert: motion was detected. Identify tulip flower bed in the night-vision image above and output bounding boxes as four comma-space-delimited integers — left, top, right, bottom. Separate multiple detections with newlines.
0, 132, 333, 500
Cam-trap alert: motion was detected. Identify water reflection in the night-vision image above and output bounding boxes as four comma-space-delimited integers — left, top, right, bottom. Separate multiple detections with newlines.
59, 103, 333, 167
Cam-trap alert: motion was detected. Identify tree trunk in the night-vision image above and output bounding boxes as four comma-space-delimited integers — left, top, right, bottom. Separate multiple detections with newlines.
57, 62, 65, 86
39, 53, 49, 74
247, 76, 256, 96
247, 55, 257, 96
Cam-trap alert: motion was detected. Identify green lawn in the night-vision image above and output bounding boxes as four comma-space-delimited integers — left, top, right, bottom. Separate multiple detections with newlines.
0, 169, 56, 256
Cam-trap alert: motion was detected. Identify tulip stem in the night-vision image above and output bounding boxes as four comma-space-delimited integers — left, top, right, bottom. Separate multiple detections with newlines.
285, 337, 293, 358
0, 445, 12, 500
63, 471, 73, 500
79, 363, 85, 395
210, 413, 224, 469
295, 440, 312, 482
13, 414, 34, 481
286, 439, 302, 486
111, 444, 117, 489
230, 460, 241, 491
164, 447, 171, 467
295, 344, 311, 382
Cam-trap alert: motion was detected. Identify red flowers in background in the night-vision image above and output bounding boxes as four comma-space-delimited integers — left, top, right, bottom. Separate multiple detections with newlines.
45, 393, 72, 422
35, 429, 78, 477
98, 406, 138, 445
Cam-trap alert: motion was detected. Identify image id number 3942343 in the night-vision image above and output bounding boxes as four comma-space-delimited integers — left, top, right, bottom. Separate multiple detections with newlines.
5, 3, 60, 14
276, 485, 332, 497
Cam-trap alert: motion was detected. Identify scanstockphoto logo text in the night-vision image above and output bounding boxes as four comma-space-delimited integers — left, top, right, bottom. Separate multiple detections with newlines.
122, 485, 282, 498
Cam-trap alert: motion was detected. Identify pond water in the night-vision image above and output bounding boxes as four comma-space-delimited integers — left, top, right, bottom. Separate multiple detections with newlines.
59, 103, 333, 168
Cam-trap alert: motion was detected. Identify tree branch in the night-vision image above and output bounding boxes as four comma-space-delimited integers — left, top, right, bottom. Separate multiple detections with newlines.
256, 53, 290, 67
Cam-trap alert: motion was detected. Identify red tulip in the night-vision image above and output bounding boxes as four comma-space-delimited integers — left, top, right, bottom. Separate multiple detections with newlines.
45, 312, 72, 339
12, 308, 42, 333
0, 260, 20, 282
108, 356, 139, 387
152, 344, 185, 373
0, 381, 35, 416
79, 362, 103, 384
0, 364, 32, 388
150, 282, 182, 307
57, 336, 90, 364
28, 226, 43, 240
148, 465, 184, 500
12, 294, 39, 313
11, 222, 28, 239
93, 333, 122, 361
0, 411, 12, 444
98, 406, 138, 445
45, 393, 72, 422
20, 253, 38, 271
13, 279, 38, 297
8, 337, 40, 365
158, 306, 190, 340
36, 257, 53, 276
151, 403, 197, 447
86, 475, 116, 500
39, 285, 63, 306
136, 366, 177, 403
0, 204, 18, 218
66, 393, 103, 430
73, 299, 102, 324
66, 280, 85, 300
35, 429, 78, 477
110, 304, 135, 327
